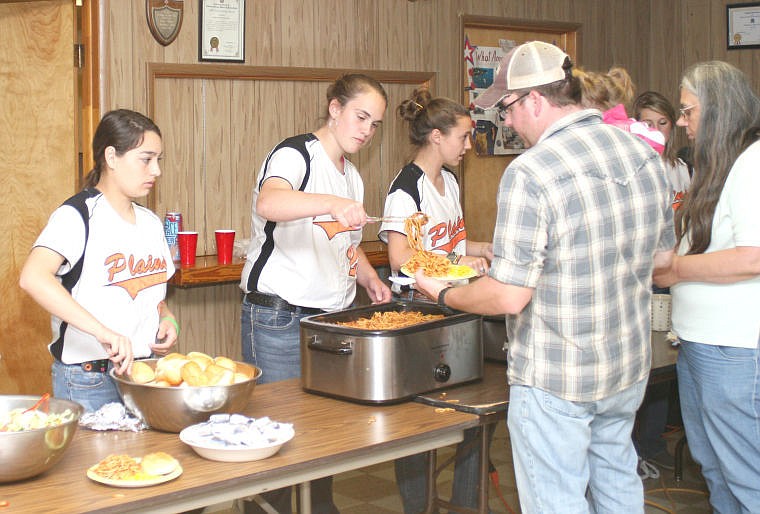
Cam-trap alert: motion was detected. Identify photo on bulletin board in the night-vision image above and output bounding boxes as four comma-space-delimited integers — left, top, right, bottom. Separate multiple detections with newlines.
464, 36, 525, 155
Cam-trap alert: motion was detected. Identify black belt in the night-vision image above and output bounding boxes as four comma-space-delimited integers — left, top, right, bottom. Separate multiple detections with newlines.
246, 291, 325, 315
79, 359, 109, 373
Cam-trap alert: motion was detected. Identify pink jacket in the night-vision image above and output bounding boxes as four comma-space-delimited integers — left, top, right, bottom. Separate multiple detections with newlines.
602, 104, 665, 155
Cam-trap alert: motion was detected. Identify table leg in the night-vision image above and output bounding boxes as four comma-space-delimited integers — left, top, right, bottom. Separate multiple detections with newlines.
424, 449, 438, 514
299, 481, 312, 514
478, 424, 494, 514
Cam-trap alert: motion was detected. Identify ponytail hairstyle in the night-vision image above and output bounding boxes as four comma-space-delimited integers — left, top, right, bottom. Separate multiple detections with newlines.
398, 88, 470, 150
85, 109, 161, 189
322, 73, 388, 120
675, 61, 760, 254
575, 66, 635, 111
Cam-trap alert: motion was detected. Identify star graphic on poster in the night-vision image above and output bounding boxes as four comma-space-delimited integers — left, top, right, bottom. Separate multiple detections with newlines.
464, 36, 475, 65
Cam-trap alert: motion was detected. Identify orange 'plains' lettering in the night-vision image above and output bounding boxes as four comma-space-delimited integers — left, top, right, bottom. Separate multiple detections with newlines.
104, 253, 168, 283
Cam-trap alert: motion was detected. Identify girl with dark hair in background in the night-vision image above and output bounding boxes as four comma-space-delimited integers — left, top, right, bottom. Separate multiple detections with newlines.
630, 91, 692, 479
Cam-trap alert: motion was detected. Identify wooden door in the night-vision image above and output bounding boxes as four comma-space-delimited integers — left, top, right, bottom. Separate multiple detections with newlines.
0, 0, 77, 394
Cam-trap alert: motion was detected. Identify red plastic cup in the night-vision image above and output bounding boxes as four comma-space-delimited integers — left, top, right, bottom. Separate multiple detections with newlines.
215, 229, 236, 264
177, 231, 198, 267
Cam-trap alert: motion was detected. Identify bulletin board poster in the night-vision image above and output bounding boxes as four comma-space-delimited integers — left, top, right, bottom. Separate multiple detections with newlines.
464, 36, 525, 155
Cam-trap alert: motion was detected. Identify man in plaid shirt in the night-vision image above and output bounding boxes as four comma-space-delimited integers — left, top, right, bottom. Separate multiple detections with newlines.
415, 41, 674, 513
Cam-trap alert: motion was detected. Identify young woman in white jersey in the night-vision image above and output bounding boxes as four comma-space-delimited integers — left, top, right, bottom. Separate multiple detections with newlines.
379, 88, 492, 514
19, 109, 178, 412
240, 73, 392, 514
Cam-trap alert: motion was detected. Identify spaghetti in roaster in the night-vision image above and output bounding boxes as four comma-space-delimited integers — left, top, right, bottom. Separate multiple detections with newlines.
337, 311, 444, 330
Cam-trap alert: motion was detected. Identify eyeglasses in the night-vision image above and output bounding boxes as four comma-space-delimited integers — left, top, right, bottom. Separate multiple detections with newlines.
497, 93, 529, 120
679, 104, 697, 120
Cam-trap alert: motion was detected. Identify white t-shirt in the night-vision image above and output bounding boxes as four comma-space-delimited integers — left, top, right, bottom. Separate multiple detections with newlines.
240, 134, 363, 311
34, 193, 175, 363
665, 158, 690, 210
671, 140, 760, 348
379, 164, 467, 288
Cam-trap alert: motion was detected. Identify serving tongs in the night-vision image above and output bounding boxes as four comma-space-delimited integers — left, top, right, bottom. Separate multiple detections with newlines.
23, 392, 50, 414
313, 216, 408, 239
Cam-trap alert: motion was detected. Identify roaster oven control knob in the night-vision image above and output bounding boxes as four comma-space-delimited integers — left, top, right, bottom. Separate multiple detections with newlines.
434, 363, 451, 382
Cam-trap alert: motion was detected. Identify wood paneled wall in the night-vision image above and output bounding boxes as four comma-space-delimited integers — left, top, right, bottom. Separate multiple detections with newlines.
94, 0, 760, 361
1, 0, 76, 394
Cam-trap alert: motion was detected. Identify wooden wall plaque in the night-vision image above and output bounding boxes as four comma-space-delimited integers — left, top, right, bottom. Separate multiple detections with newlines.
146, 0, 184, 46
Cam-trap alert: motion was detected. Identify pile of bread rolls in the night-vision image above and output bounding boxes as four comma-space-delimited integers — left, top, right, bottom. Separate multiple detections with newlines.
130, 352, 251, 387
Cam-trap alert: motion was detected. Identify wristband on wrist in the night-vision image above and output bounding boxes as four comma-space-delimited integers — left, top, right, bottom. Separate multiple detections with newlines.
437, 286, 453, 307
161, 316, 180, 337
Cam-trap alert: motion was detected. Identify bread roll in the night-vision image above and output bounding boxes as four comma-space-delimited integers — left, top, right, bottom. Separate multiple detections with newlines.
186, 351, 214, 370
130, 361, 155, 384
180, 360, 207, 386
214, 356, 236, 372
201, 363, 226, 385
158, 352, 187, 364
140, 452, 179, 476
207, 367, 234, 386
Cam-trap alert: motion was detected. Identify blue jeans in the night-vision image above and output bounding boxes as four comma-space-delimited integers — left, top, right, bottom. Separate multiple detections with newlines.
51, 359, 121, 412
677, 339, 760, 514
508, 379, 646, 514
395, 425, 495, 514
241, 297, 307, 384
241, 298, 338, 514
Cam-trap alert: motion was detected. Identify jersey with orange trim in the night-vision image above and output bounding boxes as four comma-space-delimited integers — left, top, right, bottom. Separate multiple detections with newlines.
34, 193, 174, 363
240, 135, 363, 311
379, 163, 467, 288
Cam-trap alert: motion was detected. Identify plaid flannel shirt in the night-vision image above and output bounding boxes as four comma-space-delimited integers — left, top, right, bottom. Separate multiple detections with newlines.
492, 109, 675, 401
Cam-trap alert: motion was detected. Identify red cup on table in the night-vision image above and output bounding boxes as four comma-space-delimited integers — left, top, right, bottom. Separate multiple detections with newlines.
177, 231, 198, 267
215, 229, 235, 264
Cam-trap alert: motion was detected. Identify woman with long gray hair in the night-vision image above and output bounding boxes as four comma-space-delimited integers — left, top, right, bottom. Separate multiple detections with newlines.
654, 61, 760, 513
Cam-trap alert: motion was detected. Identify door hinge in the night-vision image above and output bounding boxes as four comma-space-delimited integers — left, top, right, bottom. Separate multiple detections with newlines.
74, 43, 84, 69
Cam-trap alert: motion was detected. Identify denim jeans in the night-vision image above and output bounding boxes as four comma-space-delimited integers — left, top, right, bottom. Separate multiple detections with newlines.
508, 379, 646, 514
241, 297, 307, 384
677, 339, 760, 514
51, 359, 121, 412
395, 425, 495, 514
240, 297, 338, 514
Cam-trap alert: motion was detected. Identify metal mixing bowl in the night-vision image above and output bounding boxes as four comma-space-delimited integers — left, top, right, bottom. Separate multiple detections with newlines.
0, 395, 84, 483
111, 359, 261, 433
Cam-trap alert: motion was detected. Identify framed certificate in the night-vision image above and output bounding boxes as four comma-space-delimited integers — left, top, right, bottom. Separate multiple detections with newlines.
727, 2, 760, 49
199, 0, 245, 62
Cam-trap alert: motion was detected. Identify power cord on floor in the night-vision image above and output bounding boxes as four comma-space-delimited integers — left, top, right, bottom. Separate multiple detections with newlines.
488, 465, 518, 514
643, 458, 709, 514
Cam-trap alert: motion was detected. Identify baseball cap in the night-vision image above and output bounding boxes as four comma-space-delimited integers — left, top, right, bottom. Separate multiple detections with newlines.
473, 41, 571, 109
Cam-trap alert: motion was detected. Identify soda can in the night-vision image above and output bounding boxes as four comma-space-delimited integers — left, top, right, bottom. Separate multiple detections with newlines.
164, 212, 183, 261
